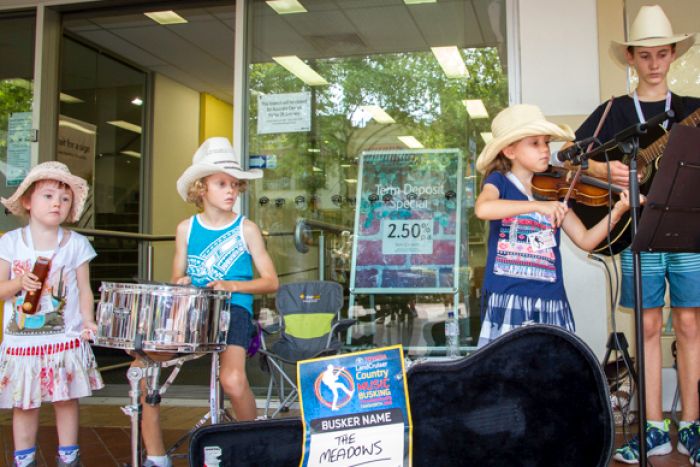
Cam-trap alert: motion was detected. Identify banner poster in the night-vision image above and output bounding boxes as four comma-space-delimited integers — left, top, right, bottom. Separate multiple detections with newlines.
6, 112, 33, 187
257, 91, 311, 135
349, 149, 463, 293
297, 346, 412, 467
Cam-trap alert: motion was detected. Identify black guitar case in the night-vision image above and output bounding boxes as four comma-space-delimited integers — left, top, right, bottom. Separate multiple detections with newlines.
189, 325, 613, 466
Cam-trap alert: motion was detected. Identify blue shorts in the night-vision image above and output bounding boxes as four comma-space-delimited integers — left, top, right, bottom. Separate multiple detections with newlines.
620, 250, 700, 309
226, 305, 255, 348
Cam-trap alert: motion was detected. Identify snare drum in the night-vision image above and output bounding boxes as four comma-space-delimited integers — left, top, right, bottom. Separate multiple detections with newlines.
94, 282, 231, 353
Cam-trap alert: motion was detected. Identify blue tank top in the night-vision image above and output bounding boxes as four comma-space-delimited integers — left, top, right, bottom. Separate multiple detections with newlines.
186, 214, 253, 314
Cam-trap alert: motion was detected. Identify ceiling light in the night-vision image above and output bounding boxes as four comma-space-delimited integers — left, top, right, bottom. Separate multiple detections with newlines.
144, 11, 188, 25
58, 120, 95, 135
462, 99, 489, 119
480, 132, 493, 144
431, 46, 469, 79
266, 0, 307, 14
404, 0, 437, 3
59, 93, 84, 104
360, 105, 395, 124
398, 136, 424, 149
272, 56, 328, 86
307, 148, 321, 153
106, 120, 142, 134
131, 97, 143, 106
344, 179, 358, 183
120, 150, 141, 158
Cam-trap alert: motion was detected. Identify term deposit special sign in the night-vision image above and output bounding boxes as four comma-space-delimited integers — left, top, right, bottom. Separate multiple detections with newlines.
350, 149, 463, 293
297, 346, 412, 467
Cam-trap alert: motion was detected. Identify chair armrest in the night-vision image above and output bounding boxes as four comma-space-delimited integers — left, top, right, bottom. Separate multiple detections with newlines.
331, 319, 356, 335
262, 322, 281, 335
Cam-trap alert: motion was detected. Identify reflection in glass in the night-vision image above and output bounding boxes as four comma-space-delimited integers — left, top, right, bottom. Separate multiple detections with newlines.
247, 0, 509, 355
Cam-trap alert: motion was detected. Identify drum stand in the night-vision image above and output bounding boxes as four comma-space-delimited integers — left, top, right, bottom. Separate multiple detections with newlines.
123, 352, 228, 467
166, 351, 233, 460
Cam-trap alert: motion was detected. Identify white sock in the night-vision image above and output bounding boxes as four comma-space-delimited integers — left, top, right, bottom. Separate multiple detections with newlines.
146, 455, 172, 467
58, 445, 79, 463
14, 447, 36, 467
648, 419, 668, 431
680, 420, 694, 430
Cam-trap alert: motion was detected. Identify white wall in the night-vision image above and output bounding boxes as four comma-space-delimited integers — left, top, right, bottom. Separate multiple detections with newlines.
518, 0, 601, 116
150, 74, 199, 282
518, 0, 610, 359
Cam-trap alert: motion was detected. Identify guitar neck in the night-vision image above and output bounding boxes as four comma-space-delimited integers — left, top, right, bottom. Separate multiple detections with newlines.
639, 107, 700, 166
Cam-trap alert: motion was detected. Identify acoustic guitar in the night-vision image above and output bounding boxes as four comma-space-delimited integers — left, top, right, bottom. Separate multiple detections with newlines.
573, 107, 700, 255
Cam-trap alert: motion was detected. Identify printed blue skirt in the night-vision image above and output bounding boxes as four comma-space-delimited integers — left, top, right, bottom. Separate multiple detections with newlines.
477, 292, 575, 347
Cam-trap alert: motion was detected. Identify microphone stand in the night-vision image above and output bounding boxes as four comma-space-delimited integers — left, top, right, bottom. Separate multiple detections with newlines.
572, 109, 673, 465
617, 134, 648, 465
614, 109, 672, 465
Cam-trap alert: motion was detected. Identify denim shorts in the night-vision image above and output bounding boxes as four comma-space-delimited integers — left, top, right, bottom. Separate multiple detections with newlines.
620, 250, 700, 309
226, 305, 255, 348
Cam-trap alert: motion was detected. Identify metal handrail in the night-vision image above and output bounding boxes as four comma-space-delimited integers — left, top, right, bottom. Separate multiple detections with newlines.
72, 227, 174, 242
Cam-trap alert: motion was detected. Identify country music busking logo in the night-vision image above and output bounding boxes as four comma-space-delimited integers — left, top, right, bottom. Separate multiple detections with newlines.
314, 364, 355, 411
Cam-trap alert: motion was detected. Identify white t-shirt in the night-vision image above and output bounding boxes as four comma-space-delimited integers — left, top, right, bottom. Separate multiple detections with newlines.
0, 227, 96, 347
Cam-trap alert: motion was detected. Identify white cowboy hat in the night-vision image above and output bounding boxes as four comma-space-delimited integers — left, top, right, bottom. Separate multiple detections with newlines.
611, 5, 696, 65
476, 104, 574, 174
176, 137, 262, 202
1, 161, 89, 223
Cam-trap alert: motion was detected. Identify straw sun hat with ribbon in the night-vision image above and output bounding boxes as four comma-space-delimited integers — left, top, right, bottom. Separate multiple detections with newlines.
176, 137, 263, 202
1, 161, 88, 223
611, 4, 696, 65
475, 104, 574, 174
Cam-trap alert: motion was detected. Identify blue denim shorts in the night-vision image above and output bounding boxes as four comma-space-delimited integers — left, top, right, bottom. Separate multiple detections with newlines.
620, 250, 700, 308
226, 305, 255, 348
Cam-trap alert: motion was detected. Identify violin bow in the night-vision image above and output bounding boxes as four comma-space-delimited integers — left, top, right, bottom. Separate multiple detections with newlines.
563, 97, 615, 204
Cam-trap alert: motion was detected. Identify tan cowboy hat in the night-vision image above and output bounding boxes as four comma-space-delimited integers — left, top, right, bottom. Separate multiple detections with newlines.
476, 104, 574, 174
1, 161, 88, 223
611, 5, 696, 65
176, 137, 263, 202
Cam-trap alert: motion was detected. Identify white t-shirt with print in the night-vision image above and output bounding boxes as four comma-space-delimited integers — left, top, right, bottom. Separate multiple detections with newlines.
0, 227, 96, 347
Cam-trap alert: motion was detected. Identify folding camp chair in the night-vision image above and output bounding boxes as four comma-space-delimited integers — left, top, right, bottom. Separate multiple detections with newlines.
259, 281, 355, 418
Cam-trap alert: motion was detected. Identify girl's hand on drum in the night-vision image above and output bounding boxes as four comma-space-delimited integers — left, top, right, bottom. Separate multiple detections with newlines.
17, 272, 41, 292
207, 280, 238, 293
175, 276, 192, 285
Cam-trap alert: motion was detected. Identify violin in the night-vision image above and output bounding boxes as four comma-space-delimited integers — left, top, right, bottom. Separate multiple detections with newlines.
531, 165, 623, 207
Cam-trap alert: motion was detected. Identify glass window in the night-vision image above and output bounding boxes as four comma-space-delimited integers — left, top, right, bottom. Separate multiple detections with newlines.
246, 0, 509, 356
0, 12, 35, 232
58, 36, 147, 292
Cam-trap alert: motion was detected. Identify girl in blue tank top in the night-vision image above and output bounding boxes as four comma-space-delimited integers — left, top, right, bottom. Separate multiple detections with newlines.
136, 137, 279, 467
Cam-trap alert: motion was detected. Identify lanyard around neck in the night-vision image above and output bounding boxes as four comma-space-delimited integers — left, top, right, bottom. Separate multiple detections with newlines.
506, 172, 533, 200
633, 90, 671, 130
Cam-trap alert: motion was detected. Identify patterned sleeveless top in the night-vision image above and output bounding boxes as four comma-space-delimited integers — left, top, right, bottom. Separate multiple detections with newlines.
186, 214, 253, 314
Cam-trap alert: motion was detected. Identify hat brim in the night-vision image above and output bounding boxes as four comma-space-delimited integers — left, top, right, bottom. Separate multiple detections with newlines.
176, 163, 263, 202
476, 121, 574, 174
0, 169, 88, 223
610, 33, 696, 65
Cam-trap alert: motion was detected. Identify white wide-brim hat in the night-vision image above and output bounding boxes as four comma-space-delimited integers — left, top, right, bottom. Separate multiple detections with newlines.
1, 161, 88, 223
476, 104, 574, 174
176, 137, 263, 202
611, 5, 696, 65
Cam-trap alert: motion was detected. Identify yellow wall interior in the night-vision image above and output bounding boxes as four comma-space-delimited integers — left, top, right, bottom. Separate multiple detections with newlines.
199, 93, 233, 144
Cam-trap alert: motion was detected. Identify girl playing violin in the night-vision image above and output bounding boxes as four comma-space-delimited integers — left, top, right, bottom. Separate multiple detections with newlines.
474, 104, 635, 347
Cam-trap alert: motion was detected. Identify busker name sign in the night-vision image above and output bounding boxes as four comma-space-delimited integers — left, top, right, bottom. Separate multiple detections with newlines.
298, 346, 412, 467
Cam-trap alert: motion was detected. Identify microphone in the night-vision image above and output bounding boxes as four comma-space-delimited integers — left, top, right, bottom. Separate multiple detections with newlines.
555, 136, 598, 163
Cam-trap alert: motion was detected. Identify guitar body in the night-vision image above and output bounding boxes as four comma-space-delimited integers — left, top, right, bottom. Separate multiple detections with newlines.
572, 109, 700, 255
188, 326, 613, 467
